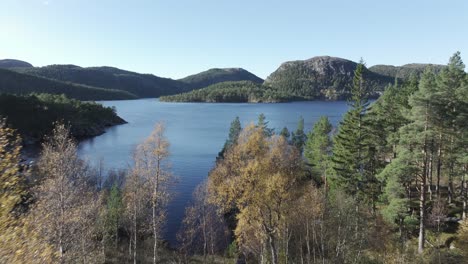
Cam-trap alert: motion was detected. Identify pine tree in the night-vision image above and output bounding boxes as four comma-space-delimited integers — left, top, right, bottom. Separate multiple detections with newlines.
304, 116, 332, 186
279, 126, 290, 140
218, 117, 242, 159
435, 51, 467, 203
291, 116, 307, 153
257, 113, 274, 137
396, 67, 439, 253
331, 60, 376, 204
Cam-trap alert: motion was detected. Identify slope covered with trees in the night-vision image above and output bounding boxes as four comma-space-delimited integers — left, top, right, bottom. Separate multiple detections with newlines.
0, 68, 137, 100
160, 81, 298, 103
179, 68, 264, 90
369, 63, 446, 80
0, 93, 126, 143
13, 65, 187, 98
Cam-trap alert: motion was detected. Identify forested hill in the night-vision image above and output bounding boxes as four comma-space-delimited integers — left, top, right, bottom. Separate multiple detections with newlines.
0, 59, 33, 69
179, 68, 264, 89
369, 63, 446, 80
264, 56, 395, 100
160, 81, 296, 103
0, 68, 137, 100
0, 93, 126, 143
13, 65, 188, 98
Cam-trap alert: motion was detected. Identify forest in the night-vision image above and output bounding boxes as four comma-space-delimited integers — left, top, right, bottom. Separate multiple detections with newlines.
0, 93, 126, 143
159, 81, 300, 103
0, 52, 467, 264
0, 68, 137, 100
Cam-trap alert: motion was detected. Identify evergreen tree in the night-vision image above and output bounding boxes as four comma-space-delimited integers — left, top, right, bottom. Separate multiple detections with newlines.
218, 116, 242, 159
104, 183, 123, 248
279, 126, 290, 140
291, 116, 307, 153
304, 116, 332, 185
256, 113, 274, 137
331, 60, 378, 206
395, 67, 439, 253
435, 51, 467, 203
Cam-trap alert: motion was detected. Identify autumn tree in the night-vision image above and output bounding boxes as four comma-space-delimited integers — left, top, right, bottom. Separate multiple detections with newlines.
0, 119, 55, 263
208, 124, 304, 264
177, 181, 229, 261
32, 122, 101, 262
123, 169, 148, 263
125, 122, 173, 264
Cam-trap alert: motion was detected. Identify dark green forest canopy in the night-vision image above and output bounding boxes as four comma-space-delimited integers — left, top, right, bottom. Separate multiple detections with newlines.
0, 93, 126, 143
369, 63, 446, 80
13, 65, 187, 98
159, 81, 301, 103
0, 68, 137, 100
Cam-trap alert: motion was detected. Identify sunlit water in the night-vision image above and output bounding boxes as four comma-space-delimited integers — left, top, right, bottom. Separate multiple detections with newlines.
77, 98, 350, 246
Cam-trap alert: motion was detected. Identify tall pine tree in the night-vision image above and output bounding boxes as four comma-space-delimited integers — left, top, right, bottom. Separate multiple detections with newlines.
331, 60, 378, 207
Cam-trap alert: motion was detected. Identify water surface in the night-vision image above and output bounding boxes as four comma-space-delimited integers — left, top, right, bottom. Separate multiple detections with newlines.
78, 99, 350, 245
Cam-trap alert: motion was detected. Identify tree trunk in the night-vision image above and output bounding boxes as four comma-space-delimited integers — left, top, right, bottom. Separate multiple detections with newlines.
268, 234, 278, 264
428, 146, 434, 201
463, 165, 467, 220
153, 205, 158, 264
419, 107, 429, 254
133, 210, 137, 264
305, 219, 310, 264
436, 133, 442, 196
418, 169, 426, 254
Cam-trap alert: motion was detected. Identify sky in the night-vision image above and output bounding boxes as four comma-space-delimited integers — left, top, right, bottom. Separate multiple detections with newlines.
1, 0, 467, 79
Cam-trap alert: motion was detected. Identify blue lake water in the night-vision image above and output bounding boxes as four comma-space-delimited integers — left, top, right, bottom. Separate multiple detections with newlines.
77, 98, 350, 245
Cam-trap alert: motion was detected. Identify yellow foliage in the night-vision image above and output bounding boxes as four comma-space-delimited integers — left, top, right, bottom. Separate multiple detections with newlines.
0, 119, 56, 263
208, 123, 304, 258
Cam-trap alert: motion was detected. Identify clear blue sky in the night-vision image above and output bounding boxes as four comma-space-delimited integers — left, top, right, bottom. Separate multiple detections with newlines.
1, 0, 467, 79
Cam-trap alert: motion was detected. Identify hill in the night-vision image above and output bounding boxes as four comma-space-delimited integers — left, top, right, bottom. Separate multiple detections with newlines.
0, 68, 137, 100
13, 65, 188, 98
0, 59, 33, 68
369, 63, 446, 80
264, 56, 394, 100
160, 81, 295, 103
179, 68, 264, 90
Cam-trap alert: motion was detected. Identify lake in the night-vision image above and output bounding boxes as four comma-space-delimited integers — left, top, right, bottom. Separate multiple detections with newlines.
77, 98, 350, 245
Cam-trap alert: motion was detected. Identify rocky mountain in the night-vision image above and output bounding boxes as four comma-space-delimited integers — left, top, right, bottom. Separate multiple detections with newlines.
179, 68, 264, 90
369, 63, 446, 80
13, 65, 188, 98
0, 68, 136, 100
264, 56, 394, 100
0, 59, 33, 69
